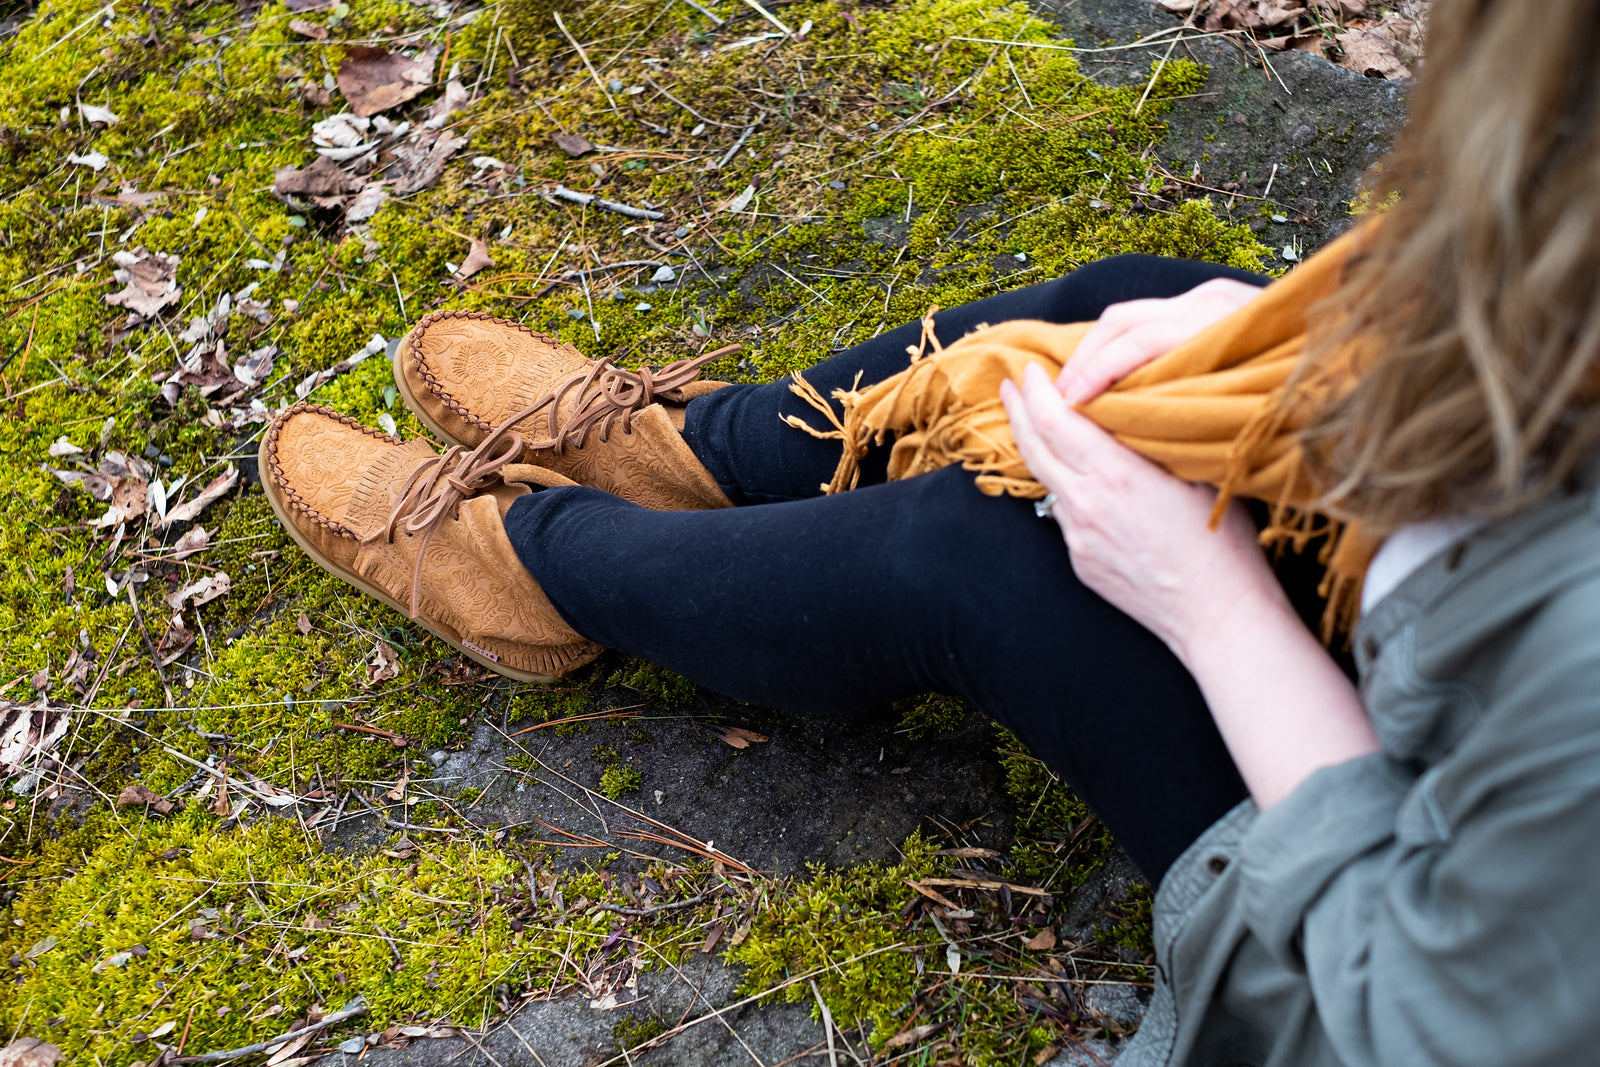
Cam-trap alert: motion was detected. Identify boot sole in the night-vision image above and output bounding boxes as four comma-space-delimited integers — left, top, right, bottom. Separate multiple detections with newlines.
257, 428, 560, 685
392, 330, 473, 450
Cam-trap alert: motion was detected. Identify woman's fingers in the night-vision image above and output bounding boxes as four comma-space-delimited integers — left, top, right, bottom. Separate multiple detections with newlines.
1055, 278, 1269, 405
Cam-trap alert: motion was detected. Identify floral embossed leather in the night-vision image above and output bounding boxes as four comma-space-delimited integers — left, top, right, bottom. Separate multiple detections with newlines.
392, 310, 735, 511
259, 402, 603, 682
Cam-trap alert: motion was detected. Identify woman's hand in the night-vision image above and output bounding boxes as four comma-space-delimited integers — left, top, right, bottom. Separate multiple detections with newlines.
999, 281, 1382, 809
1000, 361, 1281, 660
1057, 277, 1266, 404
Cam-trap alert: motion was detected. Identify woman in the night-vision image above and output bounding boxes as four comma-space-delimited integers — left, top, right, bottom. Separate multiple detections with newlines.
260, 0, 1600, 1061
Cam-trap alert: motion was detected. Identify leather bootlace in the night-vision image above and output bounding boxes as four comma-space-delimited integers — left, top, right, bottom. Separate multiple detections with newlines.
361, 418, 528, 618
511, 344, 740, 454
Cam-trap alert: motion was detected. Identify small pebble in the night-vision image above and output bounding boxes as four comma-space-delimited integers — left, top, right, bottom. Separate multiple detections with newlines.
566, 308, 586, 320
868, 122, 879, 131
650, 265, 676, 284
338, 1038, 365, 1055
428, 750, 448, 767
635, 302, 653, 312
608, 77, 623, 92
674, 226, 690, 237
828, 180, 846, 190
1014, 252, 1028, 262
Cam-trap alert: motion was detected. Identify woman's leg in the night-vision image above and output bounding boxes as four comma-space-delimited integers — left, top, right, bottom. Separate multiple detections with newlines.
684, 255, 1270, 505
504, 465, 1249, 882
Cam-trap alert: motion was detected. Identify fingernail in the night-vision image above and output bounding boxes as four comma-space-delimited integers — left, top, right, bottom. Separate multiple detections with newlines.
1023, 363, 1049, 388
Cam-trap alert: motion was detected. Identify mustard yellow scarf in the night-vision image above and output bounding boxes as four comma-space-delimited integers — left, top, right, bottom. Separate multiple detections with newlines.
787, 224, 1377, 639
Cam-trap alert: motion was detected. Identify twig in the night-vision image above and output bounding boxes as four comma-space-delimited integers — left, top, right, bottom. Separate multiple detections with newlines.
678, 0, 724, 25
640, 73, 743, 129
553, 11, 617, 112
594, 889, 720, 917
126, 587, 175, 707
547, 185, 665, 221
172, 999, 368, 1063
809, 980, 839, 1067
737, 0, 792, 35
716, 123, 758, 169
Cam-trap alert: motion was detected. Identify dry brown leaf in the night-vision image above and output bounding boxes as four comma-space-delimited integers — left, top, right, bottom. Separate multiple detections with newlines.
385, 770, 408, 802
366, 641, 401, 685
717, 726, 768, 749
1200, 0, 1305, 31
288, 18, 328, 39
0, 1038, 65, 1067
0, 702, 70, 778
337, 47, 435, 118
297, 613, 312, 636
105, 247, 180, 321
172, 525, 209, 560
274, 155, 364, 198
1024, 927, 1057, 951
116, 784, 175, 815
166, 572, 232, 612
1334, 13, 1419, 78
882, 1024, 944, 1051
552, 131, 596, 157
164, 465, 239, 527
423, 78, 469, 130
390, 129, 466, 196
456, 237, 495, 279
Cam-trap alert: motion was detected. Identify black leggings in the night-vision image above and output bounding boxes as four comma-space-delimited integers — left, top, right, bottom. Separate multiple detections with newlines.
504, 255, 1281, 881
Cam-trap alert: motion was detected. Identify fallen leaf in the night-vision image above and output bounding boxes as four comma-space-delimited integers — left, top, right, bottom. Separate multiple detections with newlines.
1260, 32, 1327, 53
1024, 927, 1057, 951
89, 471, 150, 529
346, 183, 387, 221
116, 784, 175, 815
297, 613, 312, 636
233, 345, 276, 388
312, 111, 372, 149
722, 183, 756, 214
23, 936, 57, 960
166, 572, 232, 612
163, 465, 240, 526
264, 1031, 316, 1067
105, 247, 181, 321
67, 151, 109, 171
0, 1038, 64, 1067
1334, 13, 1418, 78
423, 78, 469, 130
283, 0, 334, 9
50, 468, 114, 501
274, 155, 365, 198
47, 436, 82, 458
172, 526, 210, 560
552, 131, 595, 157
390, 129, 466, 196
148, 1021, 177, 1038
288, 18, 328, 38
717, 726, 768, 749
882, 1024, 944, 1051
385, 770, 408, 802
78, 103, 118, 125
366, 641, 401, 685
0, 702, 71, 777
337, 46, 435, 118
456, 237, 495, 279
111, 184, 163, 208
946, 943, 961, 974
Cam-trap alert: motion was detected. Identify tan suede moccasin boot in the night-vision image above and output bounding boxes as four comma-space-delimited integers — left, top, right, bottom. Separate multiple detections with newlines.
392, 310, 737, 511
259, 402, 604, 683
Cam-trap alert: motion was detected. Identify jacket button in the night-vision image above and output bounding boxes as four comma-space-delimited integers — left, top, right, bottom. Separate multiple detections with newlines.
1362, 636, 1380, 660
1207, 855, 1229, 875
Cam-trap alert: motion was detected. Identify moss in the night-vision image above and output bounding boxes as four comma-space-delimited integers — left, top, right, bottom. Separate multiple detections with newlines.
612, 1011, 666, 1051
895, 693, 969, 741
598, 764, 642, 801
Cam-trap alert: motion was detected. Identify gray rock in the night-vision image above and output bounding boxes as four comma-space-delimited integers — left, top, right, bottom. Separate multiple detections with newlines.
650, 265, 676, 283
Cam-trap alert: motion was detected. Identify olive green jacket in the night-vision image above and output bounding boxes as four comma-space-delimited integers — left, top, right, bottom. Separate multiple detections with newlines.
1120, 474, 1600, 1066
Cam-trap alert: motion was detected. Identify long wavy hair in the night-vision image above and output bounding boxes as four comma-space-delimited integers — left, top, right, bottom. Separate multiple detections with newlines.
1296, 0, 1600, 533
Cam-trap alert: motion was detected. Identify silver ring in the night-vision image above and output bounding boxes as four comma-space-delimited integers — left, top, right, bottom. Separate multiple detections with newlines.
1033, 492, 1058, 518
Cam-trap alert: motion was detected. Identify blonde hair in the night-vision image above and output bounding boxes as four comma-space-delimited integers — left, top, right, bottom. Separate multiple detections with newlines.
1297, 0, 1600, 533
